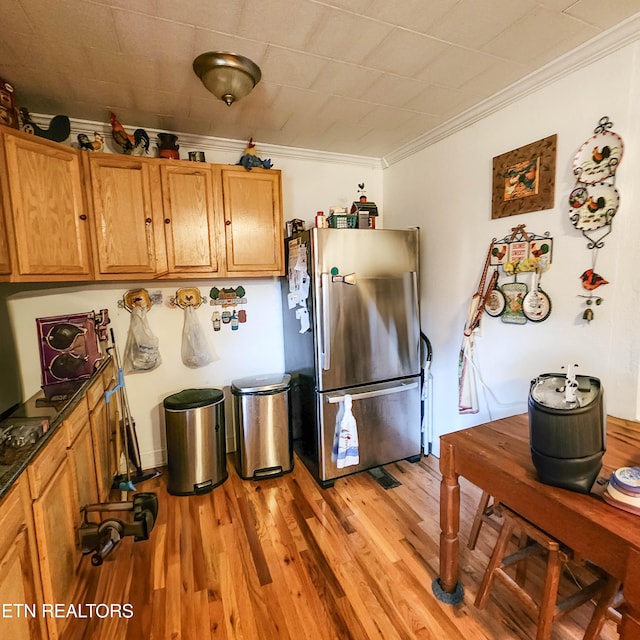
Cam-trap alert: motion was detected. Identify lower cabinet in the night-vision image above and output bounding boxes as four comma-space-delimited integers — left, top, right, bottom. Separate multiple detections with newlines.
0, 362, 119, 639
66, 398, 99, 518
90, 393, 116, 502
70, 424, 99, 512
0, 477, 46, 639
28, 424, 81, 640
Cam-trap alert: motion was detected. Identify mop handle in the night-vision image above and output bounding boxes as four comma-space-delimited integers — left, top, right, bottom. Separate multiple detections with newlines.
105, 368, 124, 405
105, 328, 124, 404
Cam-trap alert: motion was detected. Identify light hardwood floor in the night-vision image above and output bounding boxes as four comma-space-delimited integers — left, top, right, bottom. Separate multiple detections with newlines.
65, 454, 619, 639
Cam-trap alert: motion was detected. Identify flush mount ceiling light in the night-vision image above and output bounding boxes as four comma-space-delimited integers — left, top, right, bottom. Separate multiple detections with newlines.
193, 51, 262, 106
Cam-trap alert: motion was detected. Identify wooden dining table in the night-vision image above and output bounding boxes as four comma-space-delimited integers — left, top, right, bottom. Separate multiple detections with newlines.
437, 413, 640, 638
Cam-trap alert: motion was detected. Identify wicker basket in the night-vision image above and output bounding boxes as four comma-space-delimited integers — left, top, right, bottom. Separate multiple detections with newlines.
327, 214, 358, 228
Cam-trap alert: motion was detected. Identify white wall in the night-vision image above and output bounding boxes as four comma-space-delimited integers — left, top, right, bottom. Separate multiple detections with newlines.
4, 142, 382, 469
383, 42, 640, 455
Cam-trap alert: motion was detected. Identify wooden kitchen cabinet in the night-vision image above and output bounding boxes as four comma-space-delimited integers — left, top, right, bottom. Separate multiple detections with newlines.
28, 423, 81, 640
90, 389, 117, 502
0, 477, 46, 639
0, 125, 284, 281
83, 153, 168, 279
159, 162, 221, 276
218, 165, 284, 275
64, 397, 99, 517
0, 126, 92, 281
0, 174, 12, 278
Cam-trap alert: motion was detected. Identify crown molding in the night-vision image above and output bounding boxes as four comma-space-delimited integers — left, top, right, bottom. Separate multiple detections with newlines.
24, 114, 383, 170
382, 12, 640, 167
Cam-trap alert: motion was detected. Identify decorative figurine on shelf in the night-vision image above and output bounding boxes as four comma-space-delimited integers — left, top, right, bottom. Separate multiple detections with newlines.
109, 112, 150, 155
237, 138, 272, 171
77, 132, 105, 152
19, 107, 71, 142
350, 183, 378, 228
0, 78, 19, 129
157, 132, 180, 159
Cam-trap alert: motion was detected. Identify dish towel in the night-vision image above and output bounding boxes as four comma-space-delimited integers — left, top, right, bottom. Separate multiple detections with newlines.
332, 395, 359, 469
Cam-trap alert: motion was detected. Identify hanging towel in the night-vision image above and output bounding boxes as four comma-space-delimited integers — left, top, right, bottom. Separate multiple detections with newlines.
332, 395, 359, 469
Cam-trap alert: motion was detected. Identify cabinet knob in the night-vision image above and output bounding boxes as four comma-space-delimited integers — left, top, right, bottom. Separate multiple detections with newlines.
145, 218, 152, 224
165, 218, 171, 224
225, 220, 231, 226
79, 214, 87, 221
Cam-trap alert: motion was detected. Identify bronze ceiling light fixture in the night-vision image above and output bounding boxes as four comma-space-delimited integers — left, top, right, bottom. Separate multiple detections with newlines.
192, 52, 262, 106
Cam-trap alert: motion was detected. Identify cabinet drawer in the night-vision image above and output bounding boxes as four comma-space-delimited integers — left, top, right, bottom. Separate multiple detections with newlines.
86, 373, 105, 412
28, 424, 69, 498
63, 396, 89, 444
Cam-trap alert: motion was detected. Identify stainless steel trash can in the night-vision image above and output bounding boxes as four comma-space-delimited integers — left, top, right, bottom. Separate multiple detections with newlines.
231, 373, 292, 479
163, 388, 227, 495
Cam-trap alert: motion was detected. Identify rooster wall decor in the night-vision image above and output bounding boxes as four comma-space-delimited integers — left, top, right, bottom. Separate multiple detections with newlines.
19, 108, 71, 142
109, 112, 150, 155
570, 116, 622, 321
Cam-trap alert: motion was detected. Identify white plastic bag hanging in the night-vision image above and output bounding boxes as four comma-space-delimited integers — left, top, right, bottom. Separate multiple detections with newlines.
123, 306, 161, 373
332, 394, 359, 469
181, 305, 216, 368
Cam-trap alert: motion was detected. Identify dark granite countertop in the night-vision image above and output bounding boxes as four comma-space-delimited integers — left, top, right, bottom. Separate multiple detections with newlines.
0, 356, 112, 501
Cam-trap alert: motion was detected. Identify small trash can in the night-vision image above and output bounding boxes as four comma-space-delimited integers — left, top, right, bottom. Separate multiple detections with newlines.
231, 373, 292, 479
163, 388, 227, 495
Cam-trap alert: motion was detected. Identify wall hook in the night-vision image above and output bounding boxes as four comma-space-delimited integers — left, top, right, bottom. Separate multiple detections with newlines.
171, 287, 206, 309
121, 289, 152, 313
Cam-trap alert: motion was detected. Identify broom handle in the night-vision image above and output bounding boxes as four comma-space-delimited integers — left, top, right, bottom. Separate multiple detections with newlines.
110, 327, 143, 474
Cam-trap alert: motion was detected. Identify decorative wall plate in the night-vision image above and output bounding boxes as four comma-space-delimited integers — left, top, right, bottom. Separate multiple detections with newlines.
569, 182, 619, 231
484, 287, 506, 317
572, 130, 623, 184
522, 288, 551, 322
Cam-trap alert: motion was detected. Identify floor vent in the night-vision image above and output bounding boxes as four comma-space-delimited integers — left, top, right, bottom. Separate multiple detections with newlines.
368, 466, 401, 489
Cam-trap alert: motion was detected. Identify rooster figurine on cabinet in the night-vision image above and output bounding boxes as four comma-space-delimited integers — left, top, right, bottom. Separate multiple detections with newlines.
77, 132, 105, 152
109, 112, 150, 155
237, 138, 272, 171
19, 107, 71, 142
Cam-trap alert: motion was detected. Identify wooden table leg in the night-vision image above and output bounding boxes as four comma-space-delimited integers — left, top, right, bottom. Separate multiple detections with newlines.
435, 440, 463, 601
620, 548, 640, 639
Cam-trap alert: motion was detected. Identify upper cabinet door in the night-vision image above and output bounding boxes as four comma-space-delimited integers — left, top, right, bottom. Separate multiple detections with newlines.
0, 167, 12, 278
160, 163, 220, 275
220, 167, 284, 275
84, 153, 167, 278
1, 131, 92, 279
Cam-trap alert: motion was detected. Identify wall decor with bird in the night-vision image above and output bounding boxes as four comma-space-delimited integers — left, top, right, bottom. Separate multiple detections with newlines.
570, 116, 623, 322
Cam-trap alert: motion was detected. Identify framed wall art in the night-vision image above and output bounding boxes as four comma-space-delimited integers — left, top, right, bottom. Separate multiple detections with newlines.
491, 134, 557, 219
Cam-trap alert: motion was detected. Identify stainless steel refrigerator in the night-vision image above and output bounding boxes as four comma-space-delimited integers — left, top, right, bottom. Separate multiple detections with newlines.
281, 228, 421, 487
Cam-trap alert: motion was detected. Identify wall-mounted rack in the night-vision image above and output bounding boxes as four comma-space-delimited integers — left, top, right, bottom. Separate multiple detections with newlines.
209, 286, 246, 307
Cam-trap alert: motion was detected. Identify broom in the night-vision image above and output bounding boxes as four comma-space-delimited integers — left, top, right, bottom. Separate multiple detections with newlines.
108, 329, 161, 490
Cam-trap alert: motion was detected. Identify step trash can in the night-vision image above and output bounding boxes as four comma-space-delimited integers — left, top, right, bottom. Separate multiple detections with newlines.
231, 373, 292, 479
163, 388, 227, 495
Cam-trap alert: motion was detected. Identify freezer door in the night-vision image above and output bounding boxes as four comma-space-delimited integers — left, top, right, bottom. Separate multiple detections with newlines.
318, 270, 419, 390
317, 377, 421, 482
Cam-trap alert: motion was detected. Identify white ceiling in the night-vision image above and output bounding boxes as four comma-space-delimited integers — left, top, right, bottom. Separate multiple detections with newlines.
2, 0, 640, 160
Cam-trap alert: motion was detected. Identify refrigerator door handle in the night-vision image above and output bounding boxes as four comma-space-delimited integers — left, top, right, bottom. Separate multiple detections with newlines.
321, 272, 331, 370
325, 381, 419, 404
